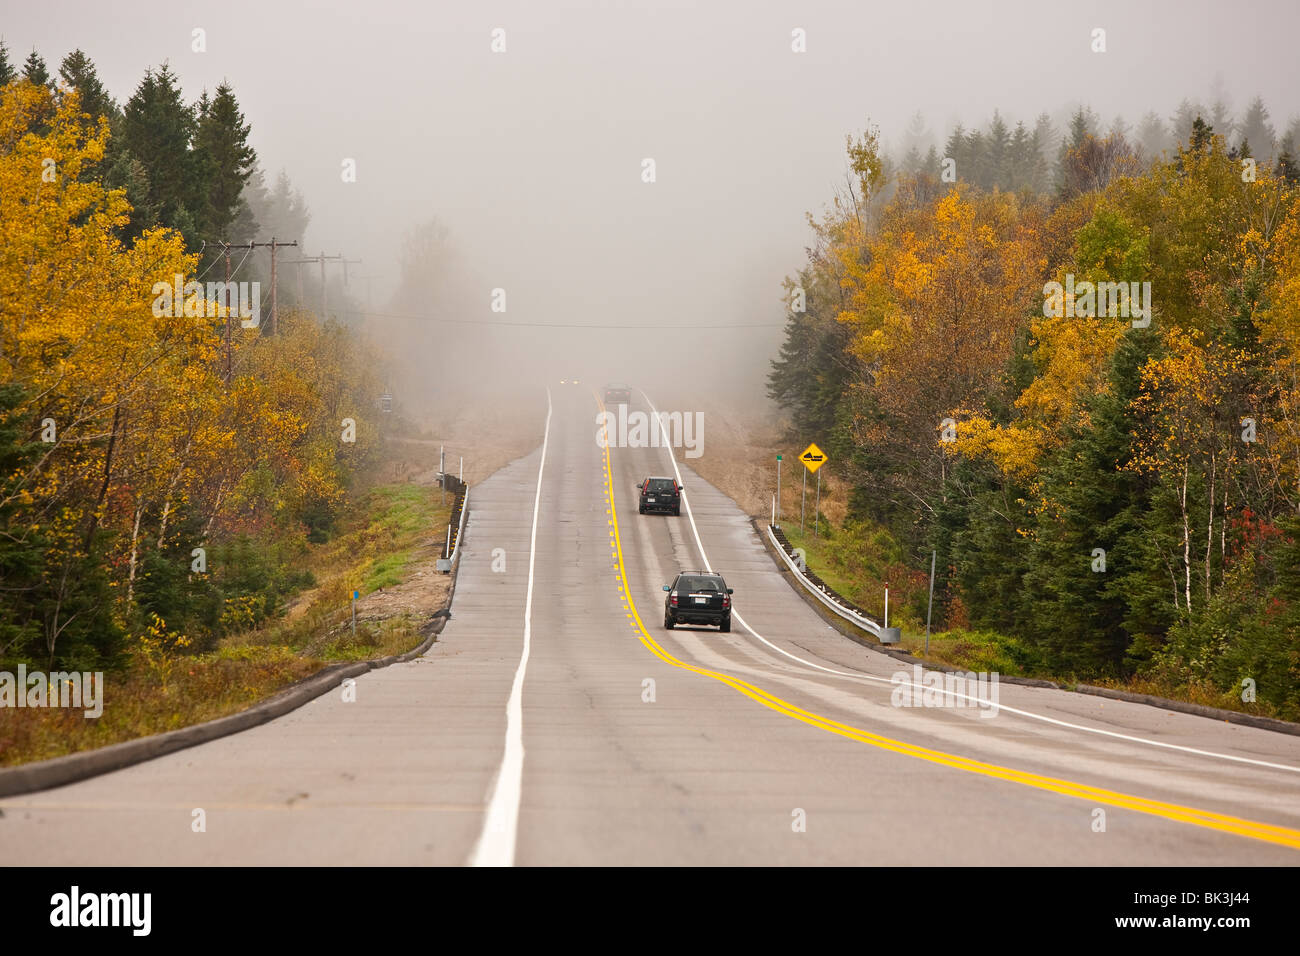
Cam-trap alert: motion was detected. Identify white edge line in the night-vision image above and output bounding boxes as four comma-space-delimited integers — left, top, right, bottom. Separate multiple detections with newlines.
468, 387, 552, 866
636, 389, 1300, 776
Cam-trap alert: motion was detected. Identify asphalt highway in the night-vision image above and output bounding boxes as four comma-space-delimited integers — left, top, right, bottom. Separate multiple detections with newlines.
3, 385, 1298, 865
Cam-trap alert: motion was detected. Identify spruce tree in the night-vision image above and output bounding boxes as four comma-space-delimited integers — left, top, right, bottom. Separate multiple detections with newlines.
0, 40, 15, 87
193, 81, 258, 241
1237, 95, 1276, 162
1277, 143, 1300, 185
122, 63, 202, 246
0, 385, 46, 666
58, 50, 116, 125
1020, 332, 1159, 674
986, 110, 1011, 190
1189, 116, 1214, 152
21, 49, 50, 87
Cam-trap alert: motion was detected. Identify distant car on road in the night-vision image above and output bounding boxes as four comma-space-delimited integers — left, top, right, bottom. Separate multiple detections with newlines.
639, 476, 682, 515
663, 571, 732, 631
603, 383, 631, 405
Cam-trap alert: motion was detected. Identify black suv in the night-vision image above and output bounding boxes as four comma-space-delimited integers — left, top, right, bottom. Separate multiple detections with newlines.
663, 571, 732, 631
638, 476, 682, 515
603, 383, 631, 405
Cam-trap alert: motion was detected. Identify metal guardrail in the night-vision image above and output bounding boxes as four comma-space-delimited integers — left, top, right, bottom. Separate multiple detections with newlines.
451, 486, 468, 564
766, 524, 882, 637
438, 475, 469, 571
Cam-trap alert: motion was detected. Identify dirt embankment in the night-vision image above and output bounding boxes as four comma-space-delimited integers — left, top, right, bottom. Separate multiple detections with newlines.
671, 398, 849, 528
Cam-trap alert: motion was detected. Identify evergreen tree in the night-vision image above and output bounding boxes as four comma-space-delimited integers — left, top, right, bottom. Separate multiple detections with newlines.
104, 152, 158, 243
58, 50, 116, 125
1189, 116, 1214, 152
1237, 95, 1276, 162
943, 123, 966, 185
0, 39, 15, 87
193, 81, 258, 242
1135, 111, 1171, 163
1171, 98, 1208, 146
1277, 141, 1299, 185
21, 49, 51, 87
0, 385, 47, 666
767, 268, 854, 439
1021, 330, 1159, 674
986, 110, 1011, 189
898, 144, 922, 175
965, 127, 989, 189
121, 63, 202, 246
1055, 107, 1092, 194
1030, 113, 1057, 193
1209, 95, 1234, 144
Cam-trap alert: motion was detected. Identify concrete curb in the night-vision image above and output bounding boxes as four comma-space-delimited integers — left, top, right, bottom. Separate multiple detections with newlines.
0, 507, 470, 798
1073, 683, 1300, 737
748, 515, 1300, 732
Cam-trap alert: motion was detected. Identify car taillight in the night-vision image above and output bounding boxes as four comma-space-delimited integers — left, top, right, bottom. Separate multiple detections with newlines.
722, 595, 730, 608
670, 594, 678, 606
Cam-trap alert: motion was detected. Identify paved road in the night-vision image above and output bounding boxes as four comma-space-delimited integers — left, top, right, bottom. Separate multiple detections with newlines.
3, 385, 1298, 865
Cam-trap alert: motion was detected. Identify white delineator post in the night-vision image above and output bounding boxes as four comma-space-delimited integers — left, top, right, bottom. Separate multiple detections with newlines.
776, 455, 782, 525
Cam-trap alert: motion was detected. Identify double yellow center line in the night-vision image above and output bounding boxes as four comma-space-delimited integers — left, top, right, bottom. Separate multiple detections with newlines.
595, 397, 1300, 852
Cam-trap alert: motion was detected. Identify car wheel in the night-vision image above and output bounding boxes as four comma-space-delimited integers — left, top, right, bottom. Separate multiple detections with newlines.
719, 615, 731, 632
639, 504, 645, 514
672, 505, 680, 516
664, 613, 675, 629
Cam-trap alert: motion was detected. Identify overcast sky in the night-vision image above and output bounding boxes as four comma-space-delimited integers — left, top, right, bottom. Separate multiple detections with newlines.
7, 0, 1299, 397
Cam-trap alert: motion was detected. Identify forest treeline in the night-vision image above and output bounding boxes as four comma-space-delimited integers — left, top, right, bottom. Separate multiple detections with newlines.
769, 99, 1300, 716
0, 48, 384, 672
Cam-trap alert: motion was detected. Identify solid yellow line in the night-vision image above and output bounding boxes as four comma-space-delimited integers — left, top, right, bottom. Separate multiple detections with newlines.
594, 396, 1300, 851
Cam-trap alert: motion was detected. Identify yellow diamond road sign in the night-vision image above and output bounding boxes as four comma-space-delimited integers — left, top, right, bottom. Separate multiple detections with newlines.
799, 443, 827, 473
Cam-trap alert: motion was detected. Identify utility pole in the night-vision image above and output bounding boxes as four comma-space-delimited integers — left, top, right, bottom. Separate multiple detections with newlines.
249, 238, 297, 335
285, 252, 360, 319
212, 240, 255, 384
358, 274, 383, 311
925, 550, 936, 655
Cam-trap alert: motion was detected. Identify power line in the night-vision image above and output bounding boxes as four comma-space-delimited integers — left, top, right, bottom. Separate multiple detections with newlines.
284, 252, 362, 319
355, 310, 786, 330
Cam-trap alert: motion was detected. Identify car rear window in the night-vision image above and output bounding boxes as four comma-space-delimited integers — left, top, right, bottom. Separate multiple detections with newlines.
678, 576, 723, 592
647, 478, 675, 492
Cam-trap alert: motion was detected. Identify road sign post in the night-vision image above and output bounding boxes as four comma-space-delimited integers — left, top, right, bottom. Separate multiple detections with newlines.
798, 444, 828, 537
814, 469, 822, 538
